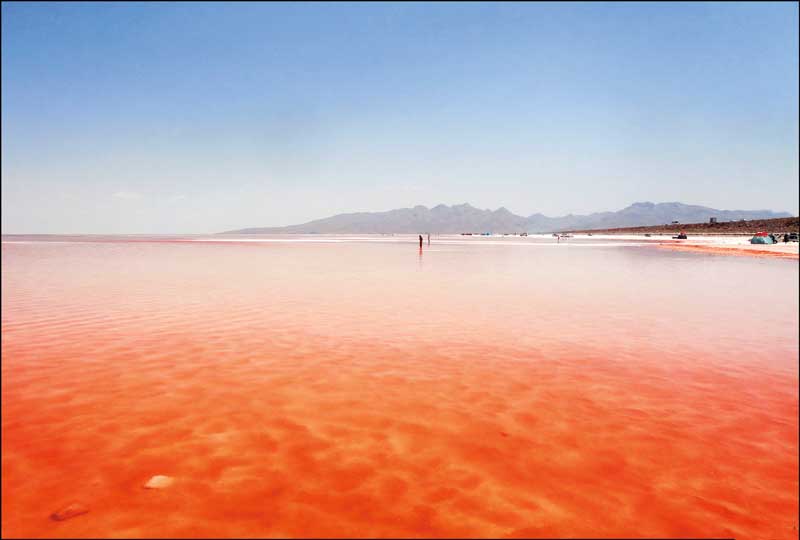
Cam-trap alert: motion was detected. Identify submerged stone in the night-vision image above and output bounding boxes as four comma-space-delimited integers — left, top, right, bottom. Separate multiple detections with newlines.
50, 503, 89, 521
143, 475, 174, 489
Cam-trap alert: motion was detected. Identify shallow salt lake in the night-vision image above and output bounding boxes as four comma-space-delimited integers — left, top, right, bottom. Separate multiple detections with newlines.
2, 235, 798, 538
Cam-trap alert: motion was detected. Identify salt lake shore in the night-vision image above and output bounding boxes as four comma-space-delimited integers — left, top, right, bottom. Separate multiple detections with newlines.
554, 233, 799, 259
660, 241, 799, 258
640, 235, 797, 258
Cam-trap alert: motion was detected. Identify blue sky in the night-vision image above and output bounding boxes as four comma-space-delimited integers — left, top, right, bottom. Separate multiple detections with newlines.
2, 2, 798, 233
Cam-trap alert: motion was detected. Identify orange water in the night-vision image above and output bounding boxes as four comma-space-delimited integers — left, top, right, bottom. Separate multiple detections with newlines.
2, 236, 798, 538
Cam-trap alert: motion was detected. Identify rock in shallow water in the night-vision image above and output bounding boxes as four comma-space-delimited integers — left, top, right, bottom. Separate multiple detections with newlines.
144, 475, 174, 489
50, 503, 89, 521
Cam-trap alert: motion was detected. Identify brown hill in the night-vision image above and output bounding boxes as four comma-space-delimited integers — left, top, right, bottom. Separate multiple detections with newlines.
564, 216, 799, 235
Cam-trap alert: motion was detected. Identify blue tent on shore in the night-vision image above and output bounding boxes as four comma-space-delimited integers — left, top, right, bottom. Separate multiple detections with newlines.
750, 232, 776, 244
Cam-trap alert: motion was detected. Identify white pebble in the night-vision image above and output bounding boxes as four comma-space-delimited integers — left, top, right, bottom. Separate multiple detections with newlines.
144, 475, 174, 489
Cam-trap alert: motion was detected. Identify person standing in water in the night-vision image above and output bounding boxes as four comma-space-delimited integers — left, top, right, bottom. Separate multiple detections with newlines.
427, 233, 430, 246
419, 234, 423, 248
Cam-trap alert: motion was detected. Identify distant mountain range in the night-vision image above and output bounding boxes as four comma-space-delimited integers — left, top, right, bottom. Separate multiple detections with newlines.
221, 202, 793, 234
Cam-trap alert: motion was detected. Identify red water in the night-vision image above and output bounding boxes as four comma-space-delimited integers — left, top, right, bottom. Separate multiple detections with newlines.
2, 237, 798, 538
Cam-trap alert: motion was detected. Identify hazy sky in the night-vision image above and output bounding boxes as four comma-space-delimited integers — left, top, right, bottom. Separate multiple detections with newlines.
2, 2, 798, 233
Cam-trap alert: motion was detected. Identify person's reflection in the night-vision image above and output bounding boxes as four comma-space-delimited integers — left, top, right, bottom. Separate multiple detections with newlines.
418, 245, 423, 268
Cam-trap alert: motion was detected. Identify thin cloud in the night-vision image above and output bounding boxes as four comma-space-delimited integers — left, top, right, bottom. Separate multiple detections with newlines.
113, 191, 141, 200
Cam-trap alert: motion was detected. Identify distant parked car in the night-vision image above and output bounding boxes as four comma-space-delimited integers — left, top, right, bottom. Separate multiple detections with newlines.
787, 233, 799, 242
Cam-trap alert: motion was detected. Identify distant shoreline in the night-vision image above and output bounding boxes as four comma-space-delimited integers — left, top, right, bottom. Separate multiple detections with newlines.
562, 216, 799, 235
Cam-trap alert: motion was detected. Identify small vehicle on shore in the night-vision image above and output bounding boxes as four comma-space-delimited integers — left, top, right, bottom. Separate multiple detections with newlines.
786, 233, 799, 242
673, 232, 688, 239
